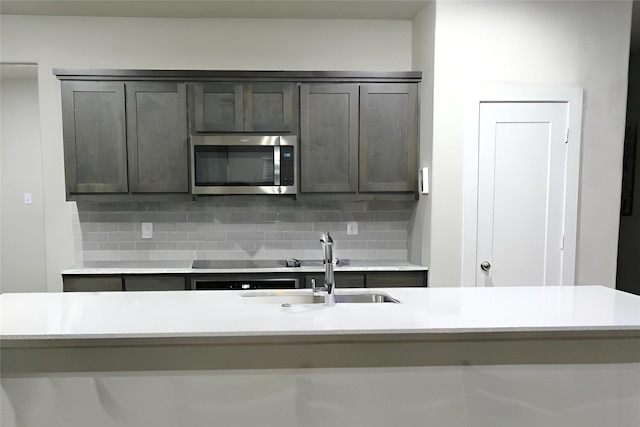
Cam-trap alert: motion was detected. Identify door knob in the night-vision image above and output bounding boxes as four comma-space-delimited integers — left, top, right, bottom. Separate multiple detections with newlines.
480, 261, 491, 271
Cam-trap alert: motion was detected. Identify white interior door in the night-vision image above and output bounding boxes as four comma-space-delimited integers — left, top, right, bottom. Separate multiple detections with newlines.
476, 102, 568, 286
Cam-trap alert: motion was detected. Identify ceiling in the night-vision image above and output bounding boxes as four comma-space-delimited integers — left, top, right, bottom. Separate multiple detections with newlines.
0, 0, 430, 20
0, 1, 637, 52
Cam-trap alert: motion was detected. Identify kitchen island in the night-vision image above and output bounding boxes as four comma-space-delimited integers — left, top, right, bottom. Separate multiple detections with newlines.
2, 286, 639, 426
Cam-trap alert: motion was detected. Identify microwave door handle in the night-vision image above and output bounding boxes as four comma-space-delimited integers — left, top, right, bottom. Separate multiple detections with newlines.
273, 146, 280, 186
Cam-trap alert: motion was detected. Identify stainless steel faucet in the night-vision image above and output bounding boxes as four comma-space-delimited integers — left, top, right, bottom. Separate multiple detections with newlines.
314, 232, 336, 306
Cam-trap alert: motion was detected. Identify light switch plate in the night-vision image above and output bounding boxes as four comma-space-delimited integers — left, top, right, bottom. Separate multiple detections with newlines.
347, 222, 358, 235
141, 222, 153, 239
420, 167, 429, 194
24, 193, 32, 205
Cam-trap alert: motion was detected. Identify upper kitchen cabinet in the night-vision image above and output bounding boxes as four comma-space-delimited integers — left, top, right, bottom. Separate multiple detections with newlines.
192, 83, 243, 132
59, 78, 190, 200
300, 83, 359, 193
299, 82, 419, 198
56, 69, 420, 201
191, 82, 295, 133
126, 82, 188, 193
359, 83, 418, 193
61, 81, 128, 194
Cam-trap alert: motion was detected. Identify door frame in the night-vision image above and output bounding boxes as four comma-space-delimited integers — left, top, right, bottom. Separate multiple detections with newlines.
461, 86, 583, 287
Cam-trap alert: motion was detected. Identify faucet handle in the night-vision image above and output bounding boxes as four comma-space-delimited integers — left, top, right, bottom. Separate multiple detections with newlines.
311, 278, 323, 295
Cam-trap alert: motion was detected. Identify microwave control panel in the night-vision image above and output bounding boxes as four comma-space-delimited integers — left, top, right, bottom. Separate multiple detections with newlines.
280, 146, 295, 186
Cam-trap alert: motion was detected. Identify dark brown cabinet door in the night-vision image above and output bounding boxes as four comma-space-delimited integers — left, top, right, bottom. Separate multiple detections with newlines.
192, 82, 294, 133
245, 83, 294, 132
359, 83, 418, 192
365, 272, 427, 288
305, 273, 365, 288
193, 82, 244, 132
123, 276, 187, 291
126, 82, 188, 193
300, 83, 359, 193
61, 81, 128, 194
63, 276, 123, 292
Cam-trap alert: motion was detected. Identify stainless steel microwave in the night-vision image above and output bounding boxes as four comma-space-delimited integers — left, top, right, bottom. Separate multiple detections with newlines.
190, 135, 297, 195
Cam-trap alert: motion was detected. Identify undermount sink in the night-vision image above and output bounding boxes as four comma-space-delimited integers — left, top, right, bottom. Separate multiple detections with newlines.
241, 290, 399, 304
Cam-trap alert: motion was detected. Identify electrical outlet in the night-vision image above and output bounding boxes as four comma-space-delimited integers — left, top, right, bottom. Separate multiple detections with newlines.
347, 222, 358, 235
141, 222, 153, 239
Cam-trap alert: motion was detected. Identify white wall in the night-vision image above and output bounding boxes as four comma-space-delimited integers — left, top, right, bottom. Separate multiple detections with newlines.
410, 3, 436, 266
0, 76, 47, 292
0, 15, 412, 291
429, 0, 632, 287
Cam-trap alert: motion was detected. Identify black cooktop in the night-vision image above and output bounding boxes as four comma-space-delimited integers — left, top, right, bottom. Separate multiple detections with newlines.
191, 259, 349, 269
191, 259, 287, 269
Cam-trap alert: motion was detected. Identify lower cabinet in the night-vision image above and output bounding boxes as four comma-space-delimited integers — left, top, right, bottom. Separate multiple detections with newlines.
305, 272, 365, 288
63, 276, 123, 292
365, 271, 427, 288
304, 271, 427, 288
124, 276, 187, 291
63, 275, 186, 292
63, 271, 427, 291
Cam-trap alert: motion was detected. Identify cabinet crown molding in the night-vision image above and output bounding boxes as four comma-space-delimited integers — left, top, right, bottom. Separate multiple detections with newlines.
53, 69, 422, 83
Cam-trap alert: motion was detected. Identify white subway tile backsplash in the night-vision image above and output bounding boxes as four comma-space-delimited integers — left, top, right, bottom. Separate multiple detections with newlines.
388, 240, 409, 250
348, 241, 368, 250
187, 213, 207, 222
203, 231, 226, 241
389, 221, 409, 230
311, 222, 332, 231
376, 230, 408, 240
149, 232, 167, 241
75, 197, 414, 261
376, 250, 407, 260
118, 223, 135, 231
177, 223, 197, 232
98, 223, 119, 232
85, 232, 109, 242
81, 223, 100, 232
175, 242, 196, 250
136, 242, 158, 250
264, 231, 285, 241
367, 241, 389, 249
83, 242, 99, 251
196, 242, 218, 250
365, 221, 388, 231
165, 232, 189, 241
166, 213, 188, 222
254, 223, 277, 232
157, 242, 178, 250
154, 223, 177, 232
97, 242, 119, 251
109, 232, 138, 242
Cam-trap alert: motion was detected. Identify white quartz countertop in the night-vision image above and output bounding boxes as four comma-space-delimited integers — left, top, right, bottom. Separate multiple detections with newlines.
60, 259, 428, 274
2, 286, 639, 344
